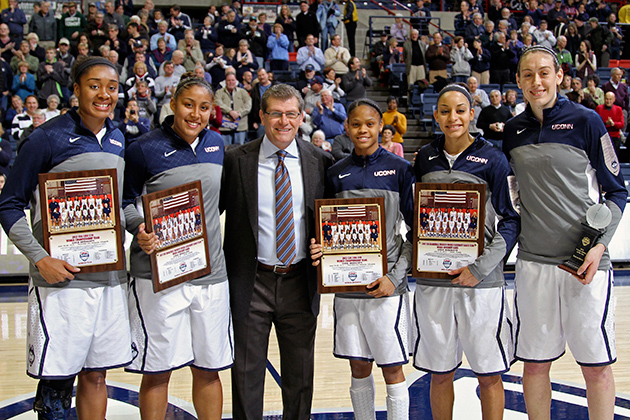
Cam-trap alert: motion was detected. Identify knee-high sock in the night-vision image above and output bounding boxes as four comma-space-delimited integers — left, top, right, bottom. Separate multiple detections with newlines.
386, 381, 409, 420
350, 374, 376, 420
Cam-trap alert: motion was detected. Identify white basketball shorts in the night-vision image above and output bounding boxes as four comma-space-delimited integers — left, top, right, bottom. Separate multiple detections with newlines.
513, 260, 615, 365
27, 281, 132, 379
127, 278, 234, 373
334, 293, 410, 366
412, 285, 513, 375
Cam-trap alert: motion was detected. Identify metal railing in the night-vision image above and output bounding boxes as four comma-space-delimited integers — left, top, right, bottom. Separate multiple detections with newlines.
366, 14, 441, 49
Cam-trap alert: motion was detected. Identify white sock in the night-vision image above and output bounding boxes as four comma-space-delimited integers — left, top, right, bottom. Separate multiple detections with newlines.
350, 375, 376, 420
386, 381, 409, 420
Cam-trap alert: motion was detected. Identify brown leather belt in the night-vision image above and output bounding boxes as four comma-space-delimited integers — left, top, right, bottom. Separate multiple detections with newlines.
258, 260, 306, 274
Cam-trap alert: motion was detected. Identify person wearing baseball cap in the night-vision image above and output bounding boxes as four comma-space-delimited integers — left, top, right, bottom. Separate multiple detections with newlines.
296, 64, 318, 97
304, 75, 324, 113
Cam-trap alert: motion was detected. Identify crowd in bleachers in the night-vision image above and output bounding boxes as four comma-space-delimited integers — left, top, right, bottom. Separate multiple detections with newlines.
370, 0, 627, 158
0, 0, 627, 181
0, 0, 378, 179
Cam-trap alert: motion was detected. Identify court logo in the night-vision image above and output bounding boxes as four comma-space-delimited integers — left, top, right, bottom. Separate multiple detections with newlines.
2, 372, 630, 419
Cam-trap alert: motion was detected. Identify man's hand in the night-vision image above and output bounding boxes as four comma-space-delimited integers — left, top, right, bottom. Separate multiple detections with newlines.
229, 110, 240, 120
137, 223, 157, 255
367, 275, 396, 297
309, 238, 323, 266
575, 243, 606, 285
36, 256, 80, 284
449, 266, 479, 287
316, 101, 323, 113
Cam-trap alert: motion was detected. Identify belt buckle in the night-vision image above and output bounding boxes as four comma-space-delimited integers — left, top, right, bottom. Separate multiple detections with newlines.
273, 264, 288, 274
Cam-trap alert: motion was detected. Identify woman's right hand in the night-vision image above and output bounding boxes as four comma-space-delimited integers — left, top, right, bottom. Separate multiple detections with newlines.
35, 256, 81, 284
137, 223, 158, 255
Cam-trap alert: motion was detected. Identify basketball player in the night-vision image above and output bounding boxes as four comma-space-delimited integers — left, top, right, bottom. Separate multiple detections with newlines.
504, 45, 627, 419
311, 98, 414, 420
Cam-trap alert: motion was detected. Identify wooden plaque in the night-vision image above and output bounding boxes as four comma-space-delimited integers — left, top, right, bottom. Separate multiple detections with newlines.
38, 168, 125, 273
142, 181, 211, 292
413, 183, 486, 279
315, 197, 388, 293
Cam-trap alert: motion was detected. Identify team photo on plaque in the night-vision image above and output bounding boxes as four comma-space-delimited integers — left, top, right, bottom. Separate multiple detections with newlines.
142, 181, 211, 292
413, 183, 486, 279
315, 197, 388, 293
38, 169, 124, 273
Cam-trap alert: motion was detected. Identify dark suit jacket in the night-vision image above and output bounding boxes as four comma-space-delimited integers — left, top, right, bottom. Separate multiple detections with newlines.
220, 137, 333, 320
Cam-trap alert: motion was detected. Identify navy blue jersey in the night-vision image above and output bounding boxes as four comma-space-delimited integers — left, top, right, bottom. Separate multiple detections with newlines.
415, 135, 520, 288
327, 146, 415, 298
503, 96, 627, 268
123, 116, 227, 285
0, 109, 126, 288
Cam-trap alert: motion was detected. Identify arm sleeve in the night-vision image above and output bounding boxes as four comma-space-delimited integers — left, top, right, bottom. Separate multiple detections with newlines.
613, 108, 624, 130
332, 104, 347, 122
139, 118, 151, 133
0, 138, 11, 166
586, 116, 628, 248
236, 90, 252, 116
296, 47, 308, 65
395, 113, 407, 135
145, 97, 157, 115
340, 73, 356, 91
279, 35, 290, 48
468, 156, 520, 281
476, 108, 490, 133
324, 49, 336, 67
385, 163, 415, 287
214, 90, 231, 114
266, 36, 276, 49
0, 129, 53, 265
332, 137, 351, 161
363, 73, 372, 87
314, 48, 325, 66
122, 140, 148, 235
312, 108, 322, 126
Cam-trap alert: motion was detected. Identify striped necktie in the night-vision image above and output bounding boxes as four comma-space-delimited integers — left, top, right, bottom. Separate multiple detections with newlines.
275, 150, 296, 266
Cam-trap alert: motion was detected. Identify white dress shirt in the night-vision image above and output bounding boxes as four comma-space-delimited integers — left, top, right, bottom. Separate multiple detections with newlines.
257, 136, 306, 265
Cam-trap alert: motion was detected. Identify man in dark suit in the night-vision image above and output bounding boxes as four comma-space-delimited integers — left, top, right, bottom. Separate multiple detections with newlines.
221, 83, 333, 420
